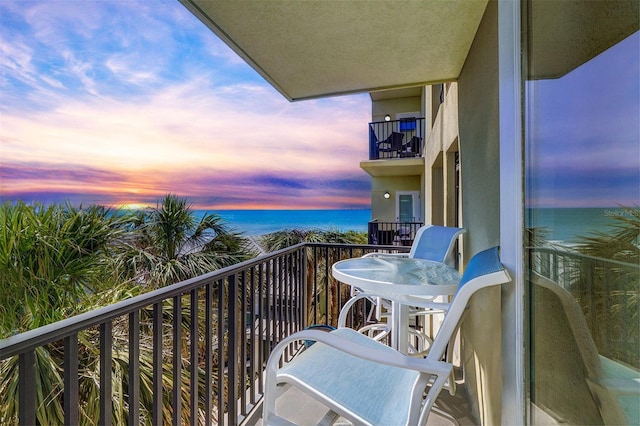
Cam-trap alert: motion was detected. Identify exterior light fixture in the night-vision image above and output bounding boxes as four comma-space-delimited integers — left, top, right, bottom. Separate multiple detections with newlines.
384, 114, 391, 121
383, 191, 391, 199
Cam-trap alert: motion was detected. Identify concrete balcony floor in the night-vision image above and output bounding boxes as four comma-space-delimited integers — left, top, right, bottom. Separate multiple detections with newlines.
250, 368, 475, 426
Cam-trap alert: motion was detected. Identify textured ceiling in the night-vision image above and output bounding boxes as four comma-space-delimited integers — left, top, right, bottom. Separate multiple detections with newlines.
181, 0, 489, 101
528, 0, 639, 80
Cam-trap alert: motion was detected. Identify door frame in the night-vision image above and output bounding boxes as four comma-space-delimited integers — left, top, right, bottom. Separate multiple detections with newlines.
395, 191, 421, 222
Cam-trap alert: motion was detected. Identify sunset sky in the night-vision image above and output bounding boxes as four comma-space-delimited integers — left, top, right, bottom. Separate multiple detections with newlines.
1, 2, 638, 211
0, 0, 371, 210
526, 31, 639, 208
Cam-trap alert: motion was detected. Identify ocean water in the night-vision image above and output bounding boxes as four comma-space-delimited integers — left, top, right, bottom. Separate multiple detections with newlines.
195, 209, 371, 236
192, 207, 633, 242
527, 207, 637, 243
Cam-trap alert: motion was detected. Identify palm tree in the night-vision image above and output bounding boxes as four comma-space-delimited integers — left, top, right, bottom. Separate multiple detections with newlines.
0, 197, 254, 424
117, 194, 256, 289
259, 228, 366, 253
575, 206, 639, 263
0, 201, 141, 424
0, 201, 126, 334
259, 228, 368, 326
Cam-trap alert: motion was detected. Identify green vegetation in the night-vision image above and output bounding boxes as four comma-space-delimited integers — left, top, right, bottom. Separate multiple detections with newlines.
575, 206, 639, 263
258, 227, 367, 252
0, 196, 368, 424
0, 201, 128, 333
0, 195, 254, 424
260, 228, 368, 326
115, 194, 256, 289
0, 195, 255, 336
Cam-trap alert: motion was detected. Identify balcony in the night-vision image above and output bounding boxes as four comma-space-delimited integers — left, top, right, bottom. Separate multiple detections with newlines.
368, 118, 425, 160
2, 243, 636, 425
361, 118, 426, 178
0, 243, 413, 426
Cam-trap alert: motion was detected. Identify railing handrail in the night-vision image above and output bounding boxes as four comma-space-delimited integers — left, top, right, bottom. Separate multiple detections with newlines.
0, 243, 308, 358
0, 241, 413, 425
7, 245, 631, 358
0, 242, 404, 358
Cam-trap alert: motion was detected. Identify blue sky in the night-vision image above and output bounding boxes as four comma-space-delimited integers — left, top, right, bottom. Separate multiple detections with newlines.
526, 31, 639, 208
0, 0, 372, 210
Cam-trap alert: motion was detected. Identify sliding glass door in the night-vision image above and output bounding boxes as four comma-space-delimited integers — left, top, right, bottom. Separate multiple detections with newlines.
524, 2, 639, 424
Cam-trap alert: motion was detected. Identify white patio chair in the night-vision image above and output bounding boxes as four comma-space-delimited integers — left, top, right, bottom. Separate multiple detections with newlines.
263, 246, 510, 426
363, 224, 466, 266
531, 272, 638, 425
353, 225, 466, 349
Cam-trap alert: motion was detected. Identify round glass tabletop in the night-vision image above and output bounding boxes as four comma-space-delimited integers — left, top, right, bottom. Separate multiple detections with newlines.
332, 256, 460, 297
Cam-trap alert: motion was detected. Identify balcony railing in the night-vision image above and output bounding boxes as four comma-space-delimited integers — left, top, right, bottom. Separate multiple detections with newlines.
368, 220, 424, 245
369, 118, 425, 160
6, 244, 632, 425
529, 247, 640, 368
0, 242, 409, 426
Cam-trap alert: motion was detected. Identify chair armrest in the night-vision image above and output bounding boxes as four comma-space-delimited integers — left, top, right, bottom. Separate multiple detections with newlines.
267, 329, 452, 378
264, 329, 452, 426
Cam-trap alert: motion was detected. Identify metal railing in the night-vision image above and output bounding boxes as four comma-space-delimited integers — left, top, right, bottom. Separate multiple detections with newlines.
367, 221, 424, 245
529, 247, 640, 368
369, 118, 425, 160
0, 242, 409, 426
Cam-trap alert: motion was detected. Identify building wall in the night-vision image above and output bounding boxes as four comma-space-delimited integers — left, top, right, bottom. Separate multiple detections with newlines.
371, 96, 421, 122
370, 176, 421, 222
424, 83, 460, 226
368, 91, 425, 223
457, 1, 502, 424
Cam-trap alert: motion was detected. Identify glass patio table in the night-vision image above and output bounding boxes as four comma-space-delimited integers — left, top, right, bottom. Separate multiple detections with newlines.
332, 256, 461, 353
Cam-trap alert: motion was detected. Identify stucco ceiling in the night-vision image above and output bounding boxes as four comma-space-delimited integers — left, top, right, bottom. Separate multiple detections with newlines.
180, 0, 489, 101
528, 0, 639, 80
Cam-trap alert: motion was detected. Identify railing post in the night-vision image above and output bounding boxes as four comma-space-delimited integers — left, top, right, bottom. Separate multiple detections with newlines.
64, 334, 79, 425
301, 246, 308, 331
189, 289, 198, 425
227, 274, 238, 424
216, 279, 225, 424
152, 302, 163, 425
99, 321, 113, 426
204, 283, 213, 425
18, 350, 36, 426
172, 295, 182, 425
128, 311, 140, 426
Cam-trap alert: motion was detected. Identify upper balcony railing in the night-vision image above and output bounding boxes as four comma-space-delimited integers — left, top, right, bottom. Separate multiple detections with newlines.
369, 117, 425, 160
0, 242, 409, 426
368, 220, 424, 246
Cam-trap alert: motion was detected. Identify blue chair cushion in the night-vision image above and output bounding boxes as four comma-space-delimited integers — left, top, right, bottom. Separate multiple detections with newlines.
279, 328, 421, 425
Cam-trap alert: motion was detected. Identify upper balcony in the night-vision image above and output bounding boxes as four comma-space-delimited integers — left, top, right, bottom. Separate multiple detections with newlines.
369, 117, 425, 160
362, 118, 426, 177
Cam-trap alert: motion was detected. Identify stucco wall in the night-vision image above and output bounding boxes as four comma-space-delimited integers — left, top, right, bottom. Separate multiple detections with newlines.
424, 84, 459, 226
371, 97, 421, 122
457, 1, 502, 424
371, 176, 421, 222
